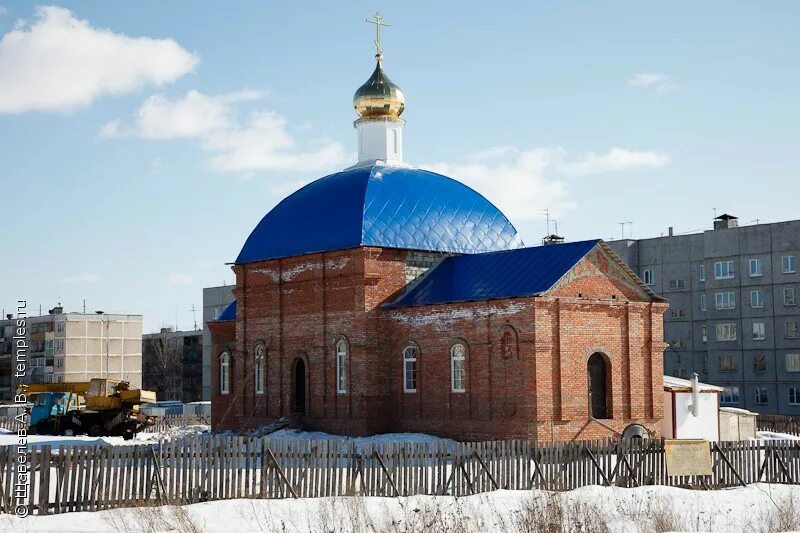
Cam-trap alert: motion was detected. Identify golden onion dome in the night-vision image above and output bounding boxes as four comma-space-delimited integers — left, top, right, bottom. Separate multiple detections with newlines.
353, 54, 405, 120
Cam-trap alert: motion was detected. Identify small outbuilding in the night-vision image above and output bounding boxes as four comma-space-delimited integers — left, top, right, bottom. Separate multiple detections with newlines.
719, 407, 758, 441
662, 374, 723, 441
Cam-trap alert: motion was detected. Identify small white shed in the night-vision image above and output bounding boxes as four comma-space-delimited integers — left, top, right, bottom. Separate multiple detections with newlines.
662, 375, 723, 441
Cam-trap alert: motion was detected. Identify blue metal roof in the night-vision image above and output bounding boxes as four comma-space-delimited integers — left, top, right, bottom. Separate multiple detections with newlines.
385, 240, 601, 308
235, 163, 523, 264
215, 300, 236, 321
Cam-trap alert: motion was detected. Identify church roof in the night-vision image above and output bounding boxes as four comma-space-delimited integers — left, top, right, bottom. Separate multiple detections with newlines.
235, 162, 523, 264
215, 300, 236, 321
385, 240, 602, 308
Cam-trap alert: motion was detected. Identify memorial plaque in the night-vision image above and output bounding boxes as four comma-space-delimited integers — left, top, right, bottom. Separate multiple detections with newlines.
665, 439, 712, 477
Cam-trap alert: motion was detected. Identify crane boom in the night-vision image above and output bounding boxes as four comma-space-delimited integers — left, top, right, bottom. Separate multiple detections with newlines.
19, 382, 90, 395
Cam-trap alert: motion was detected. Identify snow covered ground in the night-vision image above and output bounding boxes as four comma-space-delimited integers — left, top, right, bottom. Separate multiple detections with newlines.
3, 483, 799, 533
0, 425, 211, 447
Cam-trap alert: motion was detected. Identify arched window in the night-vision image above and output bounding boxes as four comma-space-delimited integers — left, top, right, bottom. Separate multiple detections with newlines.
219, 351, 230, 395
254, 345, 265, 395
588, 353, 609, 419
451, 343, 466, 393
403, 345, 418, 393
336, 339, 347, 394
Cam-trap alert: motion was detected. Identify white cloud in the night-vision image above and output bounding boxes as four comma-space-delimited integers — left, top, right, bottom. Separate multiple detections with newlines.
106, 89, 347, 174
99, 119, 122, 138
425, 145, 670, 221
0, 6, 198, 114
629, 72, 678, 93
0, 6, 7, 16
61, 272, 99, 283
425, 147, 575, 221
560, 147, 670, 176
168, 272, 194, 285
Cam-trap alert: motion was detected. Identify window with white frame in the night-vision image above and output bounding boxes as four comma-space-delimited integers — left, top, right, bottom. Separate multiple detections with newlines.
715, 291, 736, 310
783, 255, 797, 274
701, 325, 708, 343
336, 339, 347, 394
790, 387, 800, 405
784, 287, 796, 306
721, 387, 740, 404
786, 353, 800, 373
750, 289, 764, 308
699, 265, 706, 282
403, 346, 418, 392
715, 261, 735, 279
719, 354, 737, 372
700, 294, 707, 311
254, 345, 265, 395
755, 387, 768, 405
752, 322, 766, 341
787, 319, 799, 339
642, 269, 654, 286
753, 354, 766, 373
451, 343, 466, 393
220, 352, 230, 395
716, 323, 737, 341
669, 279, 687, 290
749, 258, 763, 277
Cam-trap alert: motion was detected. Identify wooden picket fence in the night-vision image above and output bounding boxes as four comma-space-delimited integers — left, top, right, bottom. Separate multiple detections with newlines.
1, 437, 798, 516
0, 417, 24, 433
758, 415, 800, 437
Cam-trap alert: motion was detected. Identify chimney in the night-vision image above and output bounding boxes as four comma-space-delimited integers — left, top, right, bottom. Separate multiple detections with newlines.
5, 314, 12, 320
668, 226, 674, 237
713, 213, 738, 230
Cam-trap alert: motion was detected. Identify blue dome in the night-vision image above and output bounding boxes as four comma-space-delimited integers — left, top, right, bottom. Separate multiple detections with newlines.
235, 163, 523, 264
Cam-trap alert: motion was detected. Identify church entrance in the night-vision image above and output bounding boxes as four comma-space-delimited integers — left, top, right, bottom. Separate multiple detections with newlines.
588, 353, 608, 419
292, 359, 307, 414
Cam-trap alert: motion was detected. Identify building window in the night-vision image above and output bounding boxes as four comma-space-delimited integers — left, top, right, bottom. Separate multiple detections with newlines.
784, 287, 796, 306
392, 129, 398, 153
715, 261, 735, 279
700, 294, 707, 312
787, 319, 799, 339
750, 289, 764, 309
787, 353, 800, 373
701, 326, 708, 343
755, 388, 768, 405
56, 322, 65, 333
451, 343, 466, 393
254, 345, 265, 395
715, 291, 736, 310
783, 255, 797, 274
719, 354, 737, 372
721, 387, 740, 404
753, 354, 766, 373
716, 323, 737, 341
336, 339, 347, 394
670, 309, 687, 320
790, 387, 800, 405
219, 352, 230, 395
749, 258, 763, 277
403, 346, 418, 393
752, 322, 766, 341
669, 279, 687, 290
699, 265, 706, 282
643, 269, 654, 286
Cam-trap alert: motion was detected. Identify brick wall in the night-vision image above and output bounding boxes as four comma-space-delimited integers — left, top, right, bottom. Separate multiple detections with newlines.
211, 244, 668, 442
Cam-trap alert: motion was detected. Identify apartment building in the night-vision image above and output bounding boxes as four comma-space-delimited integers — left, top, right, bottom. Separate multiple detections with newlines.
202, 285, 235, 401
0, 306, 142, 400
142, 327, 202, 403
608, 215, 800, 415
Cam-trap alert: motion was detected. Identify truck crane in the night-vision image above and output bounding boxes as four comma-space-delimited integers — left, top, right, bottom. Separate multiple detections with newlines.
19, 378, 157, 439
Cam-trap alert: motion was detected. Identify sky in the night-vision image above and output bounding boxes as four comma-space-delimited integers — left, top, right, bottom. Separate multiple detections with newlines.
1, 1, 798, 332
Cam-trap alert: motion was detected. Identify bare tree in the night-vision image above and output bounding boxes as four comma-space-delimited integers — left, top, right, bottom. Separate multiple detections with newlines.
143, 332, 183, 401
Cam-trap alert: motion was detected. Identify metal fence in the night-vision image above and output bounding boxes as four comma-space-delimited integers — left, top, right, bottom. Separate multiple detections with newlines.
1, 436, 798, 516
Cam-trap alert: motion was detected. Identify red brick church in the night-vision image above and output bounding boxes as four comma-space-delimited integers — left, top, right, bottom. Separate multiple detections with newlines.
210, 37, 668, 442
